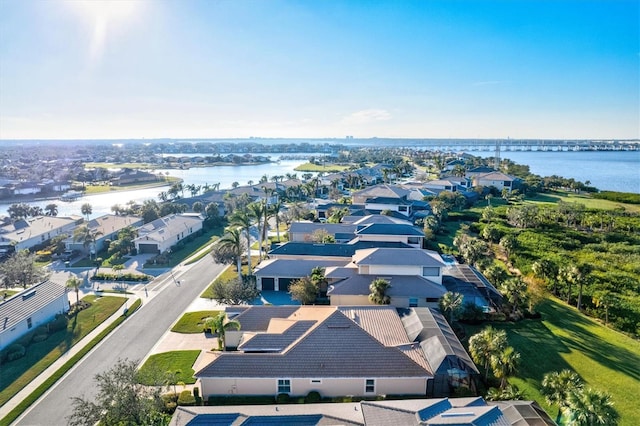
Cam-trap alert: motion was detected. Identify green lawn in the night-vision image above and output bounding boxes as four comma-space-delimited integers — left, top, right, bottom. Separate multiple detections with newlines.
149, 226, 224, 268
463, 297, 640, 426
138, 350, 201, 385
200, 256, 259, 299
171, 311, 221, 334
293, 162, 350, 172
0, 295, 125, 407
526, 190, 640, 213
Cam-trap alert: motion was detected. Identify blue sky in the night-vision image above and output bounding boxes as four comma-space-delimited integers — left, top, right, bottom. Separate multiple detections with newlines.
0, 0, 638, 139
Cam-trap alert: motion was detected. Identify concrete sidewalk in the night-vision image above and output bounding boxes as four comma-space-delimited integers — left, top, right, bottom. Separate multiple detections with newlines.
0, 293, 138, 419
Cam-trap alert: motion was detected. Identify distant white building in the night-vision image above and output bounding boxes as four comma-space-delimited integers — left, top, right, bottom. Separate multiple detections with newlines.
134, 213, 204, 254
0, 281, 69, 351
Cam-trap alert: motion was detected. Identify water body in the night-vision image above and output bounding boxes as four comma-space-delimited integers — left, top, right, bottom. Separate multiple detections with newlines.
0, 150, 637, 218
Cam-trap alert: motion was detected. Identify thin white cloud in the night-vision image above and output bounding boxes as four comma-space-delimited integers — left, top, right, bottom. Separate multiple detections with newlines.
341, 109, 392, 125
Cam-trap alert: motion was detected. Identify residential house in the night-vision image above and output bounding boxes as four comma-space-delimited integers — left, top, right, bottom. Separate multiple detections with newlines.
196, 305, 478, 400
363, 196, 413, 217
352, 184, 410, 204
65, 214, 143, 254
171, 398, 555, 426
472, 172, 520, 193
134, 213, 204, 254
354, 223, 425, 248
326, 247, 446, 307
0, 280, 69, 351
0, 215, 81, 252
110, 169, 159, 185
288, 222, 358, 243
442, 263, 503, 312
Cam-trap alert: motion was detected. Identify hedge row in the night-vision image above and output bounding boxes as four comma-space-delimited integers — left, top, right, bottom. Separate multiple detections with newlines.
91, 272, 151, 282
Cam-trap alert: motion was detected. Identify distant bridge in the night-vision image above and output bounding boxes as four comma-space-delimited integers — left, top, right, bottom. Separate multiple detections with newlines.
347, 139, 640, 152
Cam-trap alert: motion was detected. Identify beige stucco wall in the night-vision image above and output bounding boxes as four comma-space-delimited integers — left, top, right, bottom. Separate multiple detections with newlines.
368, 264, 419, 276
329, 294, 371, 306
199, 376, 428, 399
357, 234, 408, 244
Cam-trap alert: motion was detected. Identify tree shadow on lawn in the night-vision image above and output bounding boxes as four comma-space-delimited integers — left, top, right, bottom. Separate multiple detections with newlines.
540, 299, 640, 382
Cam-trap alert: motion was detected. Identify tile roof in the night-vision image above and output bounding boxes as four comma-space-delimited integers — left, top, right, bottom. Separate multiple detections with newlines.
196, 309, 431, 379
0, 216, 78, 242
0, 280, 68, 333
229, 306, 300, 331
289, 222, 358, 235
398, 308, 478, 375
134, 213, 203, 243
351, 215, 412, 226
85, 214, 142, 235
238, 320, 316, 352
352, 248, 444, 267
338, 306, 412, 347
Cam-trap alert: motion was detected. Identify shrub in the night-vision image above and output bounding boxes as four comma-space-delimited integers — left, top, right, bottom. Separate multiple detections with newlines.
6, 343, 26, 362
177, 389, 196, 406
49, 314, 69, 332
305, 391, 321, 403
276, 393, 290, 403
193, 387, 202, 405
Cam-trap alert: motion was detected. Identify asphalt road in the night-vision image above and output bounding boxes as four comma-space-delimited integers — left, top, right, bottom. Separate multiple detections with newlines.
16, 256, 225, 426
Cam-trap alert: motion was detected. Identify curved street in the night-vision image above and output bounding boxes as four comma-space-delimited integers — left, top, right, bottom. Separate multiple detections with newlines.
15, 255, 225, 426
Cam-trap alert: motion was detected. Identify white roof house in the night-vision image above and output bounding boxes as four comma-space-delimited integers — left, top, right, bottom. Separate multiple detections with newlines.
134, 213, 204, 254
0, 280, 69, 350
0, 215, 81, 252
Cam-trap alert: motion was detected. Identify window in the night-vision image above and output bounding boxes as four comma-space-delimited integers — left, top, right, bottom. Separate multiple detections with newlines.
310, 379, 322, 384
27, 317, 32, 329
422, 267, 439, 277
399, 206, 408, 212
426, 297, 439, 303
365, 379, 375, 393
277, 379, 291, 394
409, 298, 418, 307
408, 237, 420, 245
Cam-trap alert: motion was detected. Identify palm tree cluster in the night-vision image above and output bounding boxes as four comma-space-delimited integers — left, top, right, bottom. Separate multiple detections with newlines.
468, 326, 520, 392
368, 278, 391, 305
204, 312, 241, 351
542, 370, 618, 426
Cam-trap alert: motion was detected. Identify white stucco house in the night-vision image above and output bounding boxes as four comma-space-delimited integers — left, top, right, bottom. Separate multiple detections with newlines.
0, 280, 69, 351
0, 215, 82, 252
134, 213, 204, 254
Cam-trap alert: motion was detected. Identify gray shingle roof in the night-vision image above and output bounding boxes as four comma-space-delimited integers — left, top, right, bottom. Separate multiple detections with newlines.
196, 310, 431, 379
268, 241, 412, 258
254, 259, 347, 278
289, 222, 358, 236
355, 223, 424, 236
1, 280, 68, 333
328, 274, 446, 299
353, 248, 444, 267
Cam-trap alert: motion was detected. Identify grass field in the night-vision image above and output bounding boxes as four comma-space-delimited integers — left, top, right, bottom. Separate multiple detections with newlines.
138, 350, 201, 385
463, 297, 640, 426
171, 311, 221, 333
0, 295, 125, 407
293, 162, 350, 172
526, 190, 640, 213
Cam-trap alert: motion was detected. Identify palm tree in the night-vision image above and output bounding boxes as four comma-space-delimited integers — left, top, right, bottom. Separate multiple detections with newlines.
564, 387, 619, 426
542, 369, 584, 424
439, 291, 464, 324
66, 276, 82, 305
592, 290, 615, 325
216, 228, 244, 282
247, 202, 265, 260
73, 225, 103, 260
229, 210, 253, 272
500, 277, 528, 316
491, 345, 520, 389
368, 278, 391, 305
271, 200, 283, 242
45, 203, 58, 217
80, 203, 92, 221
532, 259, 559, 295
204, 312, 241, 351
468, 326, 508, 382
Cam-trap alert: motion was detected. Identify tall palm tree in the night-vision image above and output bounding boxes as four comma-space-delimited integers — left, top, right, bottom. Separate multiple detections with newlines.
66, 276, 82, 305
468, 326, 508, 382
229, 210, 253, 272
500, 277, 528, 316
491, 345, 520, 389
216, 228, 243, 282
204, 312, 241, 351
80, 203, 92, 221
247, 202, 265, 260
542, 369, 584, 424
564, 387, 619, 426
271, 200, 283, 242
368, 278, 391, 305
439, 291, 464, 324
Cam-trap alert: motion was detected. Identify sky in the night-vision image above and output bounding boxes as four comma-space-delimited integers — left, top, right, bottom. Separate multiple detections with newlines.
0, 0, 638, 140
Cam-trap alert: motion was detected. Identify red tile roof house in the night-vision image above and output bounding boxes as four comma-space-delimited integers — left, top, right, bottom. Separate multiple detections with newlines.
194, 305, 478, 400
